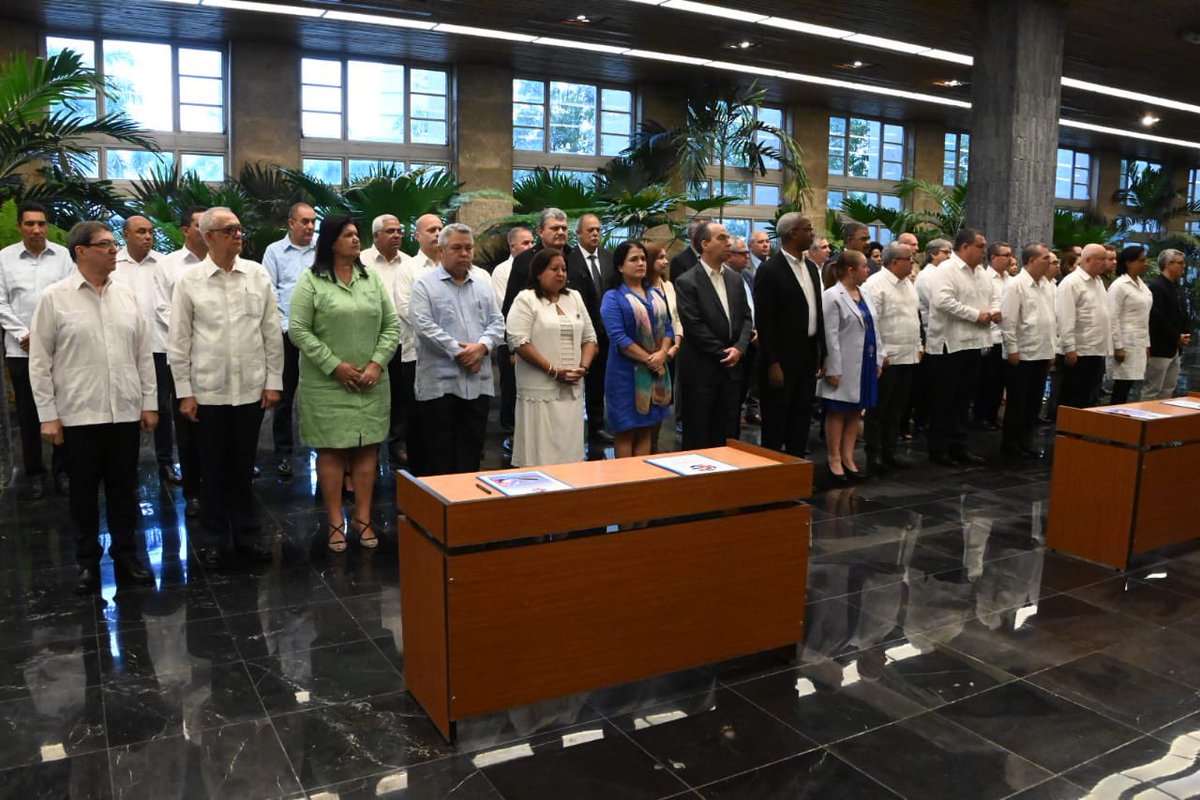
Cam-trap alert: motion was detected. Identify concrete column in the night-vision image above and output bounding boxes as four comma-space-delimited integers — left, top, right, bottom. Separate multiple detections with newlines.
0, 18, 38, 62
789, 104, 829, 215
638, 82, 687, 247
965, 0, 1064, 246
229, 40, 301, 174
911, 121, 949, 214
455, 63, 514, 231
1092, 149, 1124, 222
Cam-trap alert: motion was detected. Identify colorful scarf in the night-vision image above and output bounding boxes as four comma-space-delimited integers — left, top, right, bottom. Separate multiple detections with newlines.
625, 287, 673, 414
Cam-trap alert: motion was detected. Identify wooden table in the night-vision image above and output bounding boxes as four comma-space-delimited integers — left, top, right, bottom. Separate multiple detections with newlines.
1047, 392, 1200, 569
396, 440, 813, 741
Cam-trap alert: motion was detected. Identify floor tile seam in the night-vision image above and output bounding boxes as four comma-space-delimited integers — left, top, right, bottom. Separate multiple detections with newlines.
1128, 575, 1200, 604
236, 633, 402, 679
260, 713, 306, 798
595, 711, 706, 795
719, 680, 825, 747
925, 635, 1097, 684
686, 746, 902, 799
908, 704, 1066, 782
100, 661, 273, 733
1025, 670, 1200, 736
98, 648, 250, 686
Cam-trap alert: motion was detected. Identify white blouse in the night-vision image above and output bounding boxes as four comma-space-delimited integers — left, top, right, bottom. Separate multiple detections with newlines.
506, 288, 597, 400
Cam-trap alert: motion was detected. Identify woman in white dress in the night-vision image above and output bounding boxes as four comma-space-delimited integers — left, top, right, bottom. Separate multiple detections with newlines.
1107, 244, 1153, 405
506, 248, 598, 466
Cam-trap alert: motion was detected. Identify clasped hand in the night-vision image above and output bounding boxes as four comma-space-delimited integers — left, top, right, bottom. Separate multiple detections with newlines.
334, 361, 382, 392
455, 342, 487, 374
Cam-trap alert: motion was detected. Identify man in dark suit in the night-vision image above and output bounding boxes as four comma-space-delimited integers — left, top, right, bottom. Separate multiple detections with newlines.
1145, 248, 1191, 399
668, 215, 712, 282
753, 212, 826, 456
569, 213, 614, 452
674, 221, 754, 450
502, 208, 570, 319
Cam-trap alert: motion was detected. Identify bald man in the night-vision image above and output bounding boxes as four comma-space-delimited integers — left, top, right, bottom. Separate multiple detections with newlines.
393, 213, 445, 474
896, 232, 920, 268
113, 215, 176, 482
263, 202, 317, 476
1056, 243, 1113, 408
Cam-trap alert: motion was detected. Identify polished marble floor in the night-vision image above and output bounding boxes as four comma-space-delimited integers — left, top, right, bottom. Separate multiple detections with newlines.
4, 414, 1200, 799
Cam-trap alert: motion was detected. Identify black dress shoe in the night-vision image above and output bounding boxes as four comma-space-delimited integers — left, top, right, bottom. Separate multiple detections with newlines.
952, 450, 986, 465
23, 475, 45, 501
276, 458, 293, 478
74, 564, 101, 595
185, 497, 201, 518
159, 464, 183, 485
845, 469, 867, 482
235, 543, 273, 564
595, 430, 615, 444
198, 548, 227, 570
54, 472, 70, 495
828, 470, 850, 484
113, 555, 154, 585
252, 465, 262, 479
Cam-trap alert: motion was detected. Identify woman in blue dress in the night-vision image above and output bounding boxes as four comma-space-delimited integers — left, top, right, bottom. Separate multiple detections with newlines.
601, 241, 675, 459
817, 249, 884, 482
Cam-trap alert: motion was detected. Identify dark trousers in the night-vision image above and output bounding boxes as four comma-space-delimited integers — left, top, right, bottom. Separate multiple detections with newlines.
6, 356, 65, 478
740, 343, 759, 411
272, 335, 300, 458
760, 363, 818, 456
197, 402, 264, 551
1003, 359, 1050, 450
926, 348, 982, 457
418, 394, 490, 476
680, 375, 742, 450
1058, 355, 1105, 409
398, 360, 422, 473
973, 343, 1005, 425
1110, 379, 1136, 406
585, 342, 608, 439
865, 363, 916, 457
152, 352, 176, 467
63, 422, 140, 564
498, 345, 516, 435
386, 353, 406, 468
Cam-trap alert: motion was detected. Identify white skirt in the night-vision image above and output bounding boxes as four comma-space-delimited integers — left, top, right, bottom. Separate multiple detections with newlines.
512, 394, 585, 467
1110, 345, 1149, 381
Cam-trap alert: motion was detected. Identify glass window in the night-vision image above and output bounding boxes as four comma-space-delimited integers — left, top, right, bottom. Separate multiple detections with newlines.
103, 41, 174, 132
302, 58, 447, 145
348, 159, 405, 181
179, 153, 224, 181
1190, 168, 1200, 205
47, 36, 223, 133
303, 158, 344, 185
943, 132, 969, 186
107, 149, 173, 180
828, 116, 907, 181
512, 169, 595, 189
1055, 148, 1091, 200
1119, 158, 1161, 192
513, 78, 632, 158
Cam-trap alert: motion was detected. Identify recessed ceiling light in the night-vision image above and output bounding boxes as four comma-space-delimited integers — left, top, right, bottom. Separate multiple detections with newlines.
201, 0, 324, 15
934, 79, 967, 88
725, 39, 758, 50
576, 14, 590, 21
833, 60, 874, 70
1141, 113, 1161, 127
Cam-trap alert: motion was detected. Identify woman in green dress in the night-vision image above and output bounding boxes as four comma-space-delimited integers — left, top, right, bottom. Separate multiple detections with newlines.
288, 215, 399, 552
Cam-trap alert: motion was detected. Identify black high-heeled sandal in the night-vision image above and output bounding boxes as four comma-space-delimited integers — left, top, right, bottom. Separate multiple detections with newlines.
327, 521, 348, 553
351, 518, 380, 549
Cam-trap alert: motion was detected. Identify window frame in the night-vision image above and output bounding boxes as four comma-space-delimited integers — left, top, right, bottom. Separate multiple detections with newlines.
43, 34, 227, 183
690, 105, 790, 237
943, 131, 969, 187
299, 54, 451, 182
511, 75, 635, 173
1053, 147, 1092, 207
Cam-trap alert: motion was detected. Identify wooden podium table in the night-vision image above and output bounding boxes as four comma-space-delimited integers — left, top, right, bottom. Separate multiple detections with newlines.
1048, 392, 1200, 570
396, 440, 813, 741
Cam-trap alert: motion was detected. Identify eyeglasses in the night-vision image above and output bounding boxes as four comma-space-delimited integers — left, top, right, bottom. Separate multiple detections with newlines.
730, 249, 749, 255
210, 225, 244, 237
84, 240, 119, 250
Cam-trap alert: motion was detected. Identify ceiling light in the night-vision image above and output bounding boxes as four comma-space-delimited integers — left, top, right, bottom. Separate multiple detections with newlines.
323, 10, 436, 29
934, 79, 967, 88
200, 0, 324, 15
1141, 113, 1161, 127
758, 16, 852, 39
775, 70, 971, 109
918, 48, 975, 65
704, 60, 783, 77
575, 14, 590, 21
622, 48, 710, 65
662, 0, 768, 22
1062, 77, 1200, 116
845, 33, 918, 53
1061, 119, 1200, 150
833, 60, 874, 70
533, 38, 629, 54
432, 23, 537, 42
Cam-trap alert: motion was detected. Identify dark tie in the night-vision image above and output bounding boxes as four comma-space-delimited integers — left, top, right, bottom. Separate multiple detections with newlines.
589, 254, 602, 294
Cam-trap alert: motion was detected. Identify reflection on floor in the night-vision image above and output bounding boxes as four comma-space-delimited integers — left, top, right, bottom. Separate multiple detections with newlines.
4, 419, 1200, 799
